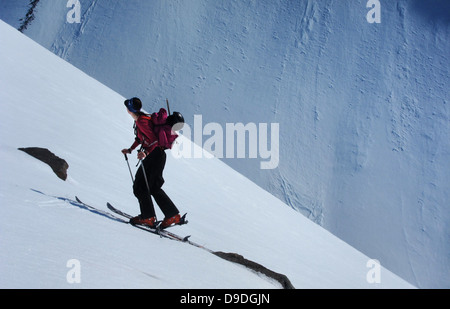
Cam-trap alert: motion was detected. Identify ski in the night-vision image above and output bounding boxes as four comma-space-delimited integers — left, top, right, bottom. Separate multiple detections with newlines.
75, 196, 187, 242
103, 201, 188, 230
75, 196, 175, 239
73, 196, 209, 250
71, 196, 127, 223
106, 202, 211, 251
106, 203, 190, 241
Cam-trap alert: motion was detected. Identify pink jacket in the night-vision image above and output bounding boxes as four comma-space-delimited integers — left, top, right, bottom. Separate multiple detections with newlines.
129, 115, 158, 154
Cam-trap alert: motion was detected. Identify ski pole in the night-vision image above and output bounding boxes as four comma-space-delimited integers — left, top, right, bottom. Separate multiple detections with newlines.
124, 153, 134, 184
139, 157, 152, 198
138, 157, 157, 222
136, 141, 152, 197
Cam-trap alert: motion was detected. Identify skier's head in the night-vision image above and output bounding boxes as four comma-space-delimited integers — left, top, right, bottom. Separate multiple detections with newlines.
124, 97, 142, 113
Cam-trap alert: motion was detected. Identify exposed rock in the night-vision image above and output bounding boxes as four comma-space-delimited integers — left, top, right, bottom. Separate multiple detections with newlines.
18, 147, 69, 181
18, 0, 41, 33
213, 251, 295, 289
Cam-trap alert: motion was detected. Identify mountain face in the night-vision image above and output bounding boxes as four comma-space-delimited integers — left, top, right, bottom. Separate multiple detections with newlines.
1, 0, 448, 288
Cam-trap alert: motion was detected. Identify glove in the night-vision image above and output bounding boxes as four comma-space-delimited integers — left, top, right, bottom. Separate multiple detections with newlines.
137, 151, 147, 160
121, 148, 132, 155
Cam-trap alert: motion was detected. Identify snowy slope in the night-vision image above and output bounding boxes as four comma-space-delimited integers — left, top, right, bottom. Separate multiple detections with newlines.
1, 0, 447, 288
0, 20, 415, 289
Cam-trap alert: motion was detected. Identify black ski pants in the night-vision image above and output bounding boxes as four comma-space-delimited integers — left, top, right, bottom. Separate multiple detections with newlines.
133, 147, 179, 219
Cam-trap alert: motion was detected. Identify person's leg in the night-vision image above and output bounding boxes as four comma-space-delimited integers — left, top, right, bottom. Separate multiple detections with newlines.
152, 187, 179, 218
149, 148, 179, 218
133, 162, 156, 218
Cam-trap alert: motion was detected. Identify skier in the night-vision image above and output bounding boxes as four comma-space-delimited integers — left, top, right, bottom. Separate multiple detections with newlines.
121, 97, 181, 229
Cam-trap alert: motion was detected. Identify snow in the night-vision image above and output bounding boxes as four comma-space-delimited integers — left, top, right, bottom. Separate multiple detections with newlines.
1, 0, 448, 288
0, 20, 414, 289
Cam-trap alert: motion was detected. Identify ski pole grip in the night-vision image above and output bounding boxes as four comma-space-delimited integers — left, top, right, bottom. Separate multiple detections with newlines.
124, 153, 128, 161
